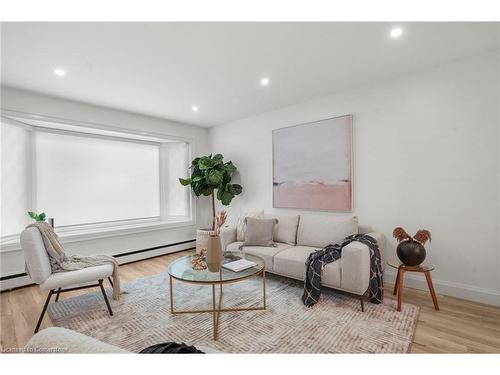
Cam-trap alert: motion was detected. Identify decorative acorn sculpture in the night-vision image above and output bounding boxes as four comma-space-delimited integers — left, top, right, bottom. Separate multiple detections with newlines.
393, 227, 432, 266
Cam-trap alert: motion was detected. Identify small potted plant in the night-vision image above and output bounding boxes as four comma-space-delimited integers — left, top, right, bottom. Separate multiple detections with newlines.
393, 227, 432, 266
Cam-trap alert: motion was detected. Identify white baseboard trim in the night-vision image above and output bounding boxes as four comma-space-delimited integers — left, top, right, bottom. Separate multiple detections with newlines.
384, 269, 500, 307
0, 241, 195, 292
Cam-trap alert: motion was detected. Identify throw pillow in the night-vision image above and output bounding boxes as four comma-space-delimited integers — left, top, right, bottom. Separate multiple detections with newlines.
236, 210, 264, 241
240, 217, 279, 247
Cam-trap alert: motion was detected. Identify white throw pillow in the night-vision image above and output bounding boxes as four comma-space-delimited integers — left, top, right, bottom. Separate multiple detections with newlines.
297, 214, 358, 248
236, 210, 264, 241
264, 213, 300, 245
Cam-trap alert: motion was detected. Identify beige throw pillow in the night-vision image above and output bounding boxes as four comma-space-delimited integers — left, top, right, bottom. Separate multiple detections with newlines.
236, 211, 264, 241
240, 217, 279, 248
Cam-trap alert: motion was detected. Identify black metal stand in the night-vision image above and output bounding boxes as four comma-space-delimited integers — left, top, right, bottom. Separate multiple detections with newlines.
34, 279, 113, 333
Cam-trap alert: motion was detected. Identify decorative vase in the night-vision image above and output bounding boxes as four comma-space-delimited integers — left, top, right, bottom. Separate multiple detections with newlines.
206, 235, 222, 272
196, 229, 213, 255
396, 239, 426, 266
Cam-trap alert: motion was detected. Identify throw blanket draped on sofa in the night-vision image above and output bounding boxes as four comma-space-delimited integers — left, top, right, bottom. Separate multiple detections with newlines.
27, 221, 121, 300
302, 234, 383, 307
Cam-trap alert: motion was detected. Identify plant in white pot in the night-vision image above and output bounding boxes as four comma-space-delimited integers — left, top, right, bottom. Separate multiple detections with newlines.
179, 154, 242, 259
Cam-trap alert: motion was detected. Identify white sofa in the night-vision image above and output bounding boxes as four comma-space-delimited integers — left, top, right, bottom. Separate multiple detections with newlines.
220, 213, 385, 310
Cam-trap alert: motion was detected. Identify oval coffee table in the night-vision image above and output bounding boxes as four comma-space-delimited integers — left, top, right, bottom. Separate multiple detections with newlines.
167, 251, 266, 340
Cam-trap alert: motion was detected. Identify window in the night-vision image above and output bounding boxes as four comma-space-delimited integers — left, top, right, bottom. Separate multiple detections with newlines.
0, 115, 192, 243
35, 131, 161, 226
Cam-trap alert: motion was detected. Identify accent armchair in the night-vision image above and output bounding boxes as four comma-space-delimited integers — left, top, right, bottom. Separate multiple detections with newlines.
20, 227, 115, 333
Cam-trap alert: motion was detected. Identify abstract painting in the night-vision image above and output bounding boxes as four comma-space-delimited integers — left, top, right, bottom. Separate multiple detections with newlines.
272, 115, 353, 211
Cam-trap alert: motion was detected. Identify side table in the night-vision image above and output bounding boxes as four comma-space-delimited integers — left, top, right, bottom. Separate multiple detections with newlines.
388, 261, 439, 312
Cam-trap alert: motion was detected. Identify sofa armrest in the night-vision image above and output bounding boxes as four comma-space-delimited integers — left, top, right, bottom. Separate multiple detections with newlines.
219, 226, 237, 251
340, 231, 386, 295
367, 231, 386, 271
340, 241, 371, 295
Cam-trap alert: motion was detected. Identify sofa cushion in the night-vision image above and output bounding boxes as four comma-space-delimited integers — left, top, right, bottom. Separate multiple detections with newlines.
242, 242, 292, 271
241, 217, 278, 247
274, 246, 342, 288
273, 245, 316, 280
226, 242, 291, 271
225, 241, 244, 252
264, 213, 299, 245
297, 214, 358, 248
236, 211, 264, 241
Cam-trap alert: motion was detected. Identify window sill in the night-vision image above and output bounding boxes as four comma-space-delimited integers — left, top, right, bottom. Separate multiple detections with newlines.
0, 219, 195, 253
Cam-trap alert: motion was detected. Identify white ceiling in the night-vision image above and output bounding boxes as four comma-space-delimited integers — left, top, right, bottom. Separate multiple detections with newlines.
1, 22, 498, 127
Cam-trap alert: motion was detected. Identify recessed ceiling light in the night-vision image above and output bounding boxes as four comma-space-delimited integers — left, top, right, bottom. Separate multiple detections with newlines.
53, 68, 66, 76
191, 105, 199, 112
390, 27, 403, 39
260, 77, 270, 86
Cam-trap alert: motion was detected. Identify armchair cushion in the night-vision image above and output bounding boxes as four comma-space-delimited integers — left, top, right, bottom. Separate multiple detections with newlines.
20, 227, 52, 284
40, 264, 113, 290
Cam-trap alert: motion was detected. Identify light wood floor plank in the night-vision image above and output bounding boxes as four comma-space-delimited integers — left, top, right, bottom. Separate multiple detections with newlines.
1, 250, 499, 353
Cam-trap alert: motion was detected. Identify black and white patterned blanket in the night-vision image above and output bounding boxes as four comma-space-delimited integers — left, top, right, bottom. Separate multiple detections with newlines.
301, 234, 384, 307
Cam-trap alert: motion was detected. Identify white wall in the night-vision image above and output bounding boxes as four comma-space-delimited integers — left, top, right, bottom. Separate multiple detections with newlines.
1, 87, 210, 289
210, 51, 500, 306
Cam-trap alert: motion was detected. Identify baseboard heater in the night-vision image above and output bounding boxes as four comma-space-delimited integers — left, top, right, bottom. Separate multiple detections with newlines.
0, 239, 196, 282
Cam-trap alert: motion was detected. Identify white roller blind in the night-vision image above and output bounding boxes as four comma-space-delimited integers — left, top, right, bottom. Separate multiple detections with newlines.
35, 131, 160, 227
162, 142, 189, 217
1, 120, 31, 237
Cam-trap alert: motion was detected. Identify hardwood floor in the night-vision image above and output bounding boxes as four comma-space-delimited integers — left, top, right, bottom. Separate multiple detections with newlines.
1, 249, 499, 353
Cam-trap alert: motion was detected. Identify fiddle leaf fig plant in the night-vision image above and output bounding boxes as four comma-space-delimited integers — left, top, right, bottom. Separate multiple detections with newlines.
179, 154, 242, 230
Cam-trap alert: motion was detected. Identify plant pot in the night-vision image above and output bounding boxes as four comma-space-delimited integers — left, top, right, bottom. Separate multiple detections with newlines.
206, 235, 222, 272
397, 240, 426, 266
196, 229, 213, 255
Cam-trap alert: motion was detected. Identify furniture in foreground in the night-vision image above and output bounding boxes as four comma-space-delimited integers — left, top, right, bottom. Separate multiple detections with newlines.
388, 260, 439, 312
25, 327, 221, 353
220, 213, 386, 311
168, 251, 266, 340
20, 227, 115, 333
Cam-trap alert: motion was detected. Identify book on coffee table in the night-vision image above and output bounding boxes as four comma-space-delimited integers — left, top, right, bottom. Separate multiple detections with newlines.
222, 259, 257, 272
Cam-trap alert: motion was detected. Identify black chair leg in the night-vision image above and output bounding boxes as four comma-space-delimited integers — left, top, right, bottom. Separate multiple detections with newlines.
107, 277, 114, 287
99, 279, 113, 316
359, 296, 365, 312
35, 290, 54, 333
55, 288, 62, 302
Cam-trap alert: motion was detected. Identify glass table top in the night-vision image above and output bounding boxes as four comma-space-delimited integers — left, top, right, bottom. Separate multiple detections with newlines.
387, 260, 435, 272
167, 251, 265, 283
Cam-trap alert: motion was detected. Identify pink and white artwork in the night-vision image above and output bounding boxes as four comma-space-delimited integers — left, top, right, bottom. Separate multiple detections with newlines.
272, 115, 353, 211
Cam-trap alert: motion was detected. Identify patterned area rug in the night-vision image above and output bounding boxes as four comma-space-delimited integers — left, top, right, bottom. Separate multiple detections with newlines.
48, 272, 419, 353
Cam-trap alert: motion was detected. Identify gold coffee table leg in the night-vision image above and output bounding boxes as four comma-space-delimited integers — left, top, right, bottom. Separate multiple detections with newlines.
263, 269, 267, 309
169, 275, 174, 313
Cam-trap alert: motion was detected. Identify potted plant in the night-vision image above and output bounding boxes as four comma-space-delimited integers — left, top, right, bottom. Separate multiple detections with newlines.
179, 154, 242, 255
393, 227, 432, 266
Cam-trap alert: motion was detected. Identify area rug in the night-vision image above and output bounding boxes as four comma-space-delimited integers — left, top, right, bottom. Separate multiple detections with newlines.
48, 272, 419, 353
